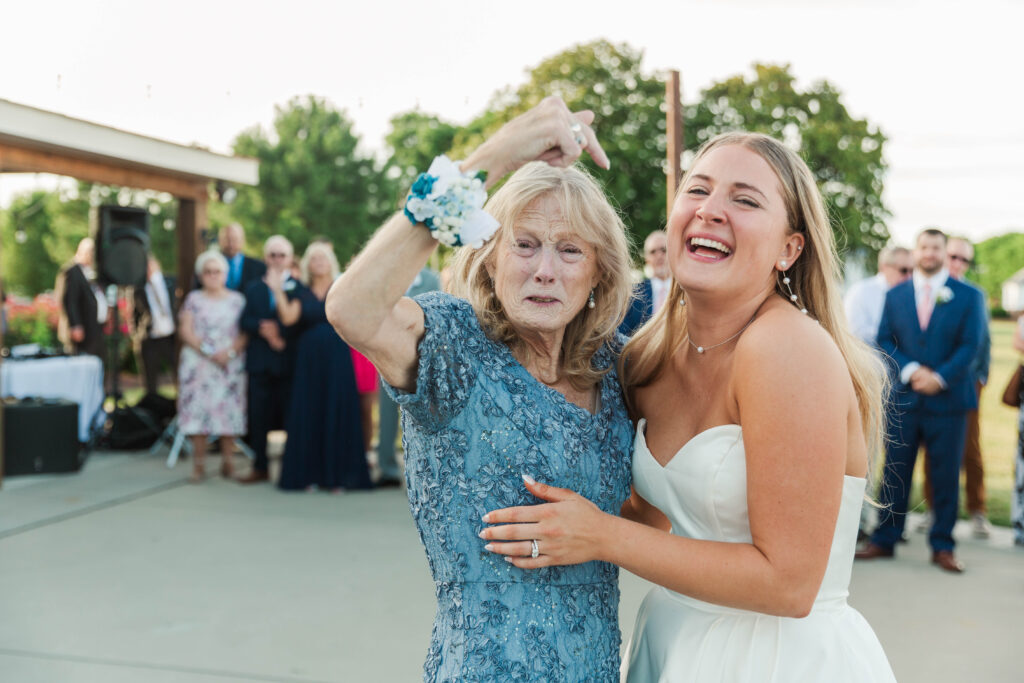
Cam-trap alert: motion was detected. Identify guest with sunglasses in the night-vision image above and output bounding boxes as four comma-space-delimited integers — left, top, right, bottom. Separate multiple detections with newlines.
237, 235, 305, 484
619, 230, 672, 336
843, 245, 913, 345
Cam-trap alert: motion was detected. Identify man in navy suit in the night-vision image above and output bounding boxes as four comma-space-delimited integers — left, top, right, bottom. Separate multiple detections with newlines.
220, 223, 266, 292
619, 230, 672, 336
236, 235, 300, 484
857, 228, 985, 572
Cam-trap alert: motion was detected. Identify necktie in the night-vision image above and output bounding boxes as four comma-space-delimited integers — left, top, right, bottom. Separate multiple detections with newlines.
918, 283, 933, 330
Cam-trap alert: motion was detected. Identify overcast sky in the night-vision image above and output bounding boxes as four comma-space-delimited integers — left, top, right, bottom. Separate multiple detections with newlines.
2, 0, 1022, 247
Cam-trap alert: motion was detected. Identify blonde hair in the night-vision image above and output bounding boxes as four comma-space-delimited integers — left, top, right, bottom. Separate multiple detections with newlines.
300, 241, 340, 285
449, 162, 633, 390
623, 132, 888, 465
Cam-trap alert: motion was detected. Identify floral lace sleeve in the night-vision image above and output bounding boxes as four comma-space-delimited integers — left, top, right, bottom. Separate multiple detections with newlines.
381, 291, 481, 432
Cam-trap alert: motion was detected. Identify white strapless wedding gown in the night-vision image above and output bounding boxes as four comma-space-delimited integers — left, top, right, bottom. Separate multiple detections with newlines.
622, 420, 896, 683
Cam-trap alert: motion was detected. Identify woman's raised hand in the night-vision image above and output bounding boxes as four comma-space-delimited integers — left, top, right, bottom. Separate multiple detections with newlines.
464, 96, 609, 188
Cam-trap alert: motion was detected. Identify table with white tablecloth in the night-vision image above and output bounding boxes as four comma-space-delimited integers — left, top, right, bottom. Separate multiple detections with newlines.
1, 356, 104, 441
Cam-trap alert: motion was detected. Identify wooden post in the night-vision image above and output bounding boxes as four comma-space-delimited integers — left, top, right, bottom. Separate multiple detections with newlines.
666, 70, 683, 221
176, 193, 207, 300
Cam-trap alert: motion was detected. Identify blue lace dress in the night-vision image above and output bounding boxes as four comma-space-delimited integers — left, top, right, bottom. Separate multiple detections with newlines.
383, 292, 634, 682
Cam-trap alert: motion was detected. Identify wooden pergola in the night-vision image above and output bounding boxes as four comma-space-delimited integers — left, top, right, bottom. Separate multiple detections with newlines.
0, 98, 259, 298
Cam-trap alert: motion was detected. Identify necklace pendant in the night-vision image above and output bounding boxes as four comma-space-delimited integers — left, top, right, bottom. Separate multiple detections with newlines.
697, 346, 705, 353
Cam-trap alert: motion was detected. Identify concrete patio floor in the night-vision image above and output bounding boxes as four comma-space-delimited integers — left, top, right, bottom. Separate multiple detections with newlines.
0, 449, 1020, 682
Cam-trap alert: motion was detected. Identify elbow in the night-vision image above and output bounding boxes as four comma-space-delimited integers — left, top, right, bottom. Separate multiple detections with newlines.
763, 575, 820, 619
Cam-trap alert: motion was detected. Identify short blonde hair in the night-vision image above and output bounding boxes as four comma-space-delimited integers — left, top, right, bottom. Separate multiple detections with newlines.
449, 162, 633, 390
194, 249, 229, 277
300, 241, 341, 285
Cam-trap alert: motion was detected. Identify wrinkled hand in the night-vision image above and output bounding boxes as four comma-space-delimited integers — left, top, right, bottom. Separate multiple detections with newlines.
70, 326, 85, 343
258, 319, 278, 340
479, 475, 607, 569
210, 349, 231, 368
465, 97, 610, 188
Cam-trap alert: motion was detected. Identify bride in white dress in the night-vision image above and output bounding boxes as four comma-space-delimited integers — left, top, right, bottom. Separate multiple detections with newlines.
482, 132, 897, 681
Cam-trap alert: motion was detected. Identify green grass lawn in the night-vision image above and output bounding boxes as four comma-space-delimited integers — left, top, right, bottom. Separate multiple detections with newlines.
907, 318, 1019, 527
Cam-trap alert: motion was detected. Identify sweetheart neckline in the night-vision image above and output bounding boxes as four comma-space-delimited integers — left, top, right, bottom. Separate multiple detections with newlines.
635, 418, 868, 481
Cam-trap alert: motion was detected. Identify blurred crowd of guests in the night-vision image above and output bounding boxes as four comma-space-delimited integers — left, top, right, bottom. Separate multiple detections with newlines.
54, 222, 434, 491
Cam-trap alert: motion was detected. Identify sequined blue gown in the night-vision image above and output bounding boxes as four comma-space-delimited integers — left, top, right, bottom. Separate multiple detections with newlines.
383, 293, 634, 682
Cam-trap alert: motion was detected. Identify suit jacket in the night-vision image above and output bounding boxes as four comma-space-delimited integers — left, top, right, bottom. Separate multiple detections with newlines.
877, 276, 985, 414
132, 274, 177, 344
56, 262, 104, 356
618, 279, 654, 337
233, 255, 266, 292
963, 280, 991, 385
240, 277, 304, 376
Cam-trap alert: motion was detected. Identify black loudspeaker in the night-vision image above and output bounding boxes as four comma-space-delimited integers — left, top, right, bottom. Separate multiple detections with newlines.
96, 205, 150, 287
2, 399, 82, 476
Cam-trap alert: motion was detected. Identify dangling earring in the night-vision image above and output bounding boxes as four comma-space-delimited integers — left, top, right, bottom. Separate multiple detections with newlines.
587, 289, 595, 309
779, 267, 808, 315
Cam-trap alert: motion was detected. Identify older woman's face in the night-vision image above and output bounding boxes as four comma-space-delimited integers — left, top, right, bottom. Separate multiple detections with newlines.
490, 194, 599, 337
200, 263, 227, 291
308, 251, 332, 277
667, 144, 793, 297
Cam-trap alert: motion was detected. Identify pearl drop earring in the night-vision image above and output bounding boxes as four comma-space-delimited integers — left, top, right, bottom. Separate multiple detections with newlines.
587, 289, 595, 309
779, 269, 808, 315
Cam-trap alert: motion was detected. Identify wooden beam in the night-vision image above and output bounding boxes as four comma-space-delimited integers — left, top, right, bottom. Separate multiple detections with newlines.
176, 196, 207, 301
666, 70, 683, 221
0, 142, 208, 200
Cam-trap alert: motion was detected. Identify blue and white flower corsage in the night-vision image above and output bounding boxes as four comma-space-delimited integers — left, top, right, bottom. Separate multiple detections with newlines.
403, 155, 499, 249
936, 285, 954, 305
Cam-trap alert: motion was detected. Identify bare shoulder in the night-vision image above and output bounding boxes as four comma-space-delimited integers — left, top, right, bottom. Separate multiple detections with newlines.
734, 303, 848, 392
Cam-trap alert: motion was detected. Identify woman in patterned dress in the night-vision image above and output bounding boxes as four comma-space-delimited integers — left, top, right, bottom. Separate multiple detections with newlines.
177, 250, 247, 483
326, 98, 634, 681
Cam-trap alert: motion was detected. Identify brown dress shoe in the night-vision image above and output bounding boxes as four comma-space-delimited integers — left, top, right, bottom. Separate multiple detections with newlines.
931, 550, 965, 573
854, 543, 895, 560
236, 470, 270, 484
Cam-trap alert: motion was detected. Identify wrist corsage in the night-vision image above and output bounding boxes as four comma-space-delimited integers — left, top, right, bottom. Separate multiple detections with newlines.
403, 155, 499, 248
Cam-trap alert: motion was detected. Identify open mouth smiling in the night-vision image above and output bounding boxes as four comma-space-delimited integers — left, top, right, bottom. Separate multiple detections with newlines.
687, 236, 733, 261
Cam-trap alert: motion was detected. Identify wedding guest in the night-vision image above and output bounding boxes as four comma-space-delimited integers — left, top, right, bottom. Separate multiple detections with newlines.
844, 246, 912, 344
1012, 315, 1024, 546
858, 228, 986, 572
619, 230, 672, 336
132, 256, 177, 395
350, 349, 379, 456
483, 131, 896, 680
219, 222, 266, 292
56, 237, 106, 358
276, 242, 370, 491
375, 265, 440, 487
918, 236, 992, 538
237, 235, 301, 484
326, 98, 635, 680
177, 250, 247, 483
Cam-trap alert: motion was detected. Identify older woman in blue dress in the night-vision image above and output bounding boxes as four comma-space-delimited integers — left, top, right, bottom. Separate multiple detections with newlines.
326, 98, 634, 681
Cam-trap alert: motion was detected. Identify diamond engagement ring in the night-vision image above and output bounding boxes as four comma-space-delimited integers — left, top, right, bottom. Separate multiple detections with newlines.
531, 539, 540, 559
569, 121, 587, 147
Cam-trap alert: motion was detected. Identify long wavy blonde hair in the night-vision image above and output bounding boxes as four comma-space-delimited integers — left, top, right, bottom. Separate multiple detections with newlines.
449, 162, 634, 390
622, 132, 888, 465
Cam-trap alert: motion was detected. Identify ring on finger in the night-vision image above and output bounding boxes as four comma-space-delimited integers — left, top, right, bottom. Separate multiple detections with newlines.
569, 122, 587, 147
531, 539, 540, 559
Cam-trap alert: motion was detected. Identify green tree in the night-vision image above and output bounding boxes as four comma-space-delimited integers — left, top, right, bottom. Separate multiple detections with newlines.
452, 40, 667, 249
230, 95, 391, 265
2, 191, 69, 295
973, 231, 1024, 307
686, 64, 890, 260
384, 110, 458, 201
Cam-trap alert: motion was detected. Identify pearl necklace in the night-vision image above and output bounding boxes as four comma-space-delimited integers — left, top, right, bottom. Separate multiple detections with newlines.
685, 311, 759, 354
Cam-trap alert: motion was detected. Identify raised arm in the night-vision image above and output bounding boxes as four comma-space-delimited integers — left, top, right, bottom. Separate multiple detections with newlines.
326, 97, 609, 392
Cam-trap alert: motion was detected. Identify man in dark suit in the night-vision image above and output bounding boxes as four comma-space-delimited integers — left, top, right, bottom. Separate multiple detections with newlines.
56, 237, 106, 357
132, 256, 177, 395
857, 228, 985, 573
236, 235, 299, 484
220, 222, 266, 292
619, 230, 672, 336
